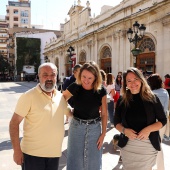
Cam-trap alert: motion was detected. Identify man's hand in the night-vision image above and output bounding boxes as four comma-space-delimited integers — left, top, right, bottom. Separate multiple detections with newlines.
13, 149, 23, 165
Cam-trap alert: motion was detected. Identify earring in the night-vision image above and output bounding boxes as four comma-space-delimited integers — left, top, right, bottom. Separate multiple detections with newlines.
126, 86, 129, 90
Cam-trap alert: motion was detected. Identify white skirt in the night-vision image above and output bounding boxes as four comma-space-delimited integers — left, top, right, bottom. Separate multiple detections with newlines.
121, 139, 158, 170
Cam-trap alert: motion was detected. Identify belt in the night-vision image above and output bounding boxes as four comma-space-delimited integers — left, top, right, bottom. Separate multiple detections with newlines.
73, 117, 101, 125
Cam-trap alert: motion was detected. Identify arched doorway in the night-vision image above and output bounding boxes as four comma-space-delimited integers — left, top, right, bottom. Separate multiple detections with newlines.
100, 46, 112, 74
65, 56, 72, 76
79, 51, 86, 65
55, 57, 59, 68
137, 37, 156, 75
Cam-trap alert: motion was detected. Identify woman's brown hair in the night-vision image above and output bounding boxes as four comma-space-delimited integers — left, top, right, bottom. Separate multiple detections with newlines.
122, 67, 156, 106
147, 73, 163, 90
106, 73, 114, 85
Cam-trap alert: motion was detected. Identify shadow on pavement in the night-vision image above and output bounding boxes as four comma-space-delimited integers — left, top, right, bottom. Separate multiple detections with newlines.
0, 137, 22, 151
103, 139, 120, 155
0, 82, 37, 94
59, 150, 67, 170
162, 139, 170, 145
64, 130, 68, 137
0, 139, 12, 151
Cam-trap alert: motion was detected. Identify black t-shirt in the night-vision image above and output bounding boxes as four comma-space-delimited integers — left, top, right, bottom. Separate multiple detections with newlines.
67, 82, 107, 120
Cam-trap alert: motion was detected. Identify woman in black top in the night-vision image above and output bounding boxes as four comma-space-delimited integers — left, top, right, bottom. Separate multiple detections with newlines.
115, 75, 122, 94
63, 61, 107, 170
114, 67, 167, 170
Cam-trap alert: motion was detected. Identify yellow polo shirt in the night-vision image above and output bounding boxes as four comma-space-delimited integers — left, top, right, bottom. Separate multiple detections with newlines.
15, 84, 70, 157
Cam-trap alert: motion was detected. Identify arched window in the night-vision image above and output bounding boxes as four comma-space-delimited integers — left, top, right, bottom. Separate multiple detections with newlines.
80, 52, 86, 62
139, 38, 155, 52
79, 52, 86, 65
102, 47, 111, 58
100, 46, 112, 73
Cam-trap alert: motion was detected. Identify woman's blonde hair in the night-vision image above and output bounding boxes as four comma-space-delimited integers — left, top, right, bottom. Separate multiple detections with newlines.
122, 67, 156, 106
77, 61, 102, 91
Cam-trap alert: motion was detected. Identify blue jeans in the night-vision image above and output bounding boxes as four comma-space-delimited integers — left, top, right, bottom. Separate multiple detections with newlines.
108, 100, 114, 124
67, 118, 102, 170
22, 153, 59, 170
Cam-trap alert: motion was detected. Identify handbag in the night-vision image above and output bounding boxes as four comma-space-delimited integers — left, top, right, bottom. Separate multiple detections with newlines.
113, 91, 120, 103
164, 110, 170, 137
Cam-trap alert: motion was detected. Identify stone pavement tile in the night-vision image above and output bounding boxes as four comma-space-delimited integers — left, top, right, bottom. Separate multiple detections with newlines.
162, 141, 170, 169
0, 150, 21, 170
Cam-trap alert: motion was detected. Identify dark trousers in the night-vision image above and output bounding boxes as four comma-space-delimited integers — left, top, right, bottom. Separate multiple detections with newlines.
22, 153, 59, 170
108, 100, 114, 124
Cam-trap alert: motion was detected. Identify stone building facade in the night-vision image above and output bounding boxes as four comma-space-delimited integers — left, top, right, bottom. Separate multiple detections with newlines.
43, 0, 170, 79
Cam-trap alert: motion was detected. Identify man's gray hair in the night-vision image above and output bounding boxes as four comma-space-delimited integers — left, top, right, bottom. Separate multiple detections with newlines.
38, 63, 58, 74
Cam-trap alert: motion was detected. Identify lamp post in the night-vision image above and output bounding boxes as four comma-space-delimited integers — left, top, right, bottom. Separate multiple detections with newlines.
127, 21, 146, 67
67, 46, 75, 73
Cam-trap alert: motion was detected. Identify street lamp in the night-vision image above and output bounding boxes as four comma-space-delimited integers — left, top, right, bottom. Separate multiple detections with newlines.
127, 21, 146, 66
67, 46, 75, 76
67, 46, 75, 62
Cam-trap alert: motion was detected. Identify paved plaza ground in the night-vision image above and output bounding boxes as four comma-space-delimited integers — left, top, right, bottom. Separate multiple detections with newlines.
0, 81, 170, 170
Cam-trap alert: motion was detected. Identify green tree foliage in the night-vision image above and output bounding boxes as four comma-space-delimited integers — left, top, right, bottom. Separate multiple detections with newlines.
0, 54, 10, 80
16, 37, 41, 74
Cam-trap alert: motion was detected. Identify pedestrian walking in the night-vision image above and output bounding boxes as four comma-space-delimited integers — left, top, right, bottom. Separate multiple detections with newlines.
115, 75, 122, 95
147, 73, 169, 170
106, 73, 116, 128
62, 64, 82, 124
9, 63, 72, 170
100, 69, 107, 88
164, 74, 170, 110
164, 74, 170, 96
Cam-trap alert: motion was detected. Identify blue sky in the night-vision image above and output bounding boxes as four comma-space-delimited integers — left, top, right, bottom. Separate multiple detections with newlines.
0, 0, 122, 30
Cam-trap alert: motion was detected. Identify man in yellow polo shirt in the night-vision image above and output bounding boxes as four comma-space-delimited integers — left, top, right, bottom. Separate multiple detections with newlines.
9, 63, 71, 170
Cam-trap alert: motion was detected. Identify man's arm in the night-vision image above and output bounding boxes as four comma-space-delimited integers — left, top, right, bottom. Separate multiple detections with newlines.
9, 113, 24, 165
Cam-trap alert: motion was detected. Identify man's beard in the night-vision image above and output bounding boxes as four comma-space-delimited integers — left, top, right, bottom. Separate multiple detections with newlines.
40, 80, 56, 92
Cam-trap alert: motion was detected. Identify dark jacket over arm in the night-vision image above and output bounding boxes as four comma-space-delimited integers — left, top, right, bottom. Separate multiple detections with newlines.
114, 95, 167, 151
62, 75, 76, 107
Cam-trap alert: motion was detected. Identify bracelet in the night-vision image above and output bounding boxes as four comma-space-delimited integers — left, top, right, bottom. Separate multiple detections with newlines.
122, 127, 125, 135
